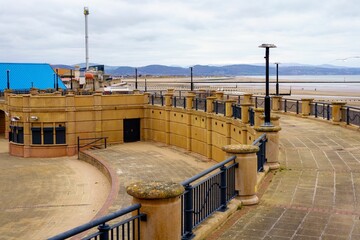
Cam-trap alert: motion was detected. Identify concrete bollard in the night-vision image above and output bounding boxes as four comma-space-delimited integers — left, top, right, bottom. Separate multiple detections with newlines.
222, 145, 260, 205
332, 101, 347, 124
301, 98, 314, 117
225, 100, 236, 117
254, 108, 264, 127
206, 96, 216, 113
254, 126, 282, 170
186, 92, 195, 110
271, 96, 283, 111
126, 181, 185, 240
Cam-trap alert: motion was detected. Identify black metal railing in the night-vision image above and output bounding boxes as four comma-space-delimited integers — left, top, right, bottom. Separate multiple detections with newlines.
232, 104, 241, 119
214, 101, 225, 115
252, 134, 267, 172
283, 99, 301, 114
344, 106, 360, 127
181, 156, 238, 240
48, 204, 146, 240
77, 136, 108, 159
311, 102, 331, 120
254, 96, 265, 108
193, 98, 207, 111
173, 96, 186, 108
249, 108, 255, 126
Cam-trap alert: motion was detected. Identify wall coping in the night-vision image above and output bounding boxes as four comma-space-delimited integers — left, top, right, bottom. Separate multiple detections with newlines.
126, 181, 185, 199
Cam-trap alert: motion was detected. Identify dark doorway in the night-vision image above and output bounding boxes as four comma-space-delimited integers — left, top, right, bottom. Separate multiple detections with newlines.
124, 118, 140, 142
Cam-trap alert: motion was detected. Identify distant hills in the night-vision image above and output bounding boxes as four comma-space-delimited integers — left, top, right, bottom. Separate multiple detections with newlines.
52, 63, 360, 76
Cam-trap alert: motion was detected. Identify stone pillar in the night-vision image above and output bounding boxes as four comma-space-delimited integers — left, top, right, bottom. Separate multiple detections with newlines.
240, 103, 252, 124
206, 116, 213, 159
206, 96, 216, 113
215, 91, 224, 101
225, 100, 236, 117
186, 92, 195, 110
272, 96, 282, 112
254, 126, 282, 170
301, 98, 313, 117
143, 92, 151, 104
260, 115, 281, 127
222, 145, 260, 205
164, 93, 173, 107
126, 181, 184, 240
66, 93, 76, 156
254, 108, 264, 128
332, 101, 347, 124
243, 93, 253, 105
93, 92, 102, 138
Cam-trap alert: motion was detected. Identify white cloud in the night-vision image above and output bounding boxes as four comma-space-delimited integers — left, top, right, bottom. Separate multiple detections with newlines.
0, 0, 359, 67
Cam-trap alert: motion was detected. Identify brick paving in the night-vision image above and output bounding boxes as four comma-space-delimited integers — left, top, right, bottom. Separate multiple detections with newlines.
216, 115, 360, 240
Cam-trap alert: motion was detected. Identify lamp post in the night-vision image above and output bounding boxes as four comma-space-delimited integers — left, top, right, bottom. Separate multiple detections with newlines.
259, 43, 277, 126
190, 67, 193, 91
274, 62, 280, 95
135, 68, 138, 90
6, 70, 10, 89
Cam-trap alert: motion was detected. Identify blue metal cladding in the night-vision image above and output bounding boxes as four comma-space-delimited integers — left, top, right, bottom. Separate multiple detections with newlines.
0, 63, 67, 91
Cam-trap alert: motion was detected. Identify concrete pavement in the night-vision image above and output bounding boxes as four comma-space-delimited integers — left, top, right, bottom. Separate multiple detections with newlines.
0, 139, 110, 240
214, 115, 360, 240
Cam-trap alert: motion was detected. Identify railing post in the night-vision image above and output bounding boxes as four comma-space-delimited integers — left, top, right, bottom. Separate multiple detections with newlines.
104, 138, 107, 149
127, 181, 185, 240
284, 99, 287, 112
151, 95, 154, 105
98, 223, 110, 240
327, 104, 330, 120
301, 98, 313, 117
331, 101, 347, 124
215, 101, 219, 114
184, 97, 186, 109
195, 98, 198, 110
222, 145, 260, 205
174, 96, 177, 107
315, 103, 318, 118
161, 95, 164, 106
323, 103, 325, 118
347, 107, 350, 125
255, 97, 258, 108
219, 165, 227, 211
204, 99, 207, 112
183, 184, 194, 240
296, 100, 299, 114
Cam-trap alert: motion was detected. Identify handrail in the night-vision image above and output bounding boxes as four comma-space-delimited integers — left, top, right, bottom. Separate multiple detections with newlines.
252, 133, 267, 146
181, 155, 236, 186
77, 136, 108, 159
48, 204, 144, 240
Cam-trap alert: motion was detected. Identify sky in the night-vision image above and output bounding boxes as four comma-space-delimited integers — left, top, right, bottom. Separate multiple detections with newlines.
1, 0, 360, 67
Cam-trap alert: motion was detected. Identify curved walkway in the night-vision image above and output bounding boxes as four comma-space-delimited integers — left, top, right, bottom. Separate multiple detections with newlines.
0, 139, 110, 240
215, 114, 360, 240
88, 141, 215, 213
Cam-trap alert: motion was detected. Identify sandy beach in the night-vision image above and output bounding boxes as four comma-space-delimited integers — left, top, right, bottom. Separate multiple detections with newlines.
118, 76, 360, 107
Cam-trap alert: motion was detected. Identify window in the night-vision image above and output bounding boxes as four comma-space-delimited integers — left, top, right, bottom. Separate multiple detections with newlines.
9, 125, 24, 144
31, 123, 66, 145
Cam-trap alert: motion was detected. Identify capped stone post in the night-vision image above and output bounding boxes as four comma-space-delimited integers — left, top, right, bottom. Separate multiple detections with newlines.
301, 98, 314, 117
272, 96, 282, 111
215, 91, 224, 101
206, 96, 216, 113
254, 108, 265, 127
222, 144, 260, 205
243, 93, 253, 105
186, 92, 195, 110
225, 99, 236, 117
254, 126, 281, 170
126, 181, 185, 240
332, 101, 347, 124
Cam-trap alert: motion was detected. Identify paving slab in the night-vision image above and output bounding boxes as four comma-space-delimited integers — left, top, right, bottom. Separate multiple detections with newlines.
215, 114, 360, 239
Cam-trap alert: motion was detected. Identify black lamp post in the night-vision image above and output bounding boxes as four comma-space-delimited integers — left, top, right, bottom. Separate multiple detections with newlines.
275, 62, 280, 95
190, 67, 193, 91
56, 69, 59, 91
6, 70, 10, 89
135, 68, 138, 90
70, 69, 73, 90
259, 43, 276, 126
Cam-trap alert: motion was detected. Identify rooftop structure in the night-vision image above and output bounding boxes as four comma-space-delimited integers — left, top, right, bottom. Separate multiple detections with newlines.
0, 63, 66, 91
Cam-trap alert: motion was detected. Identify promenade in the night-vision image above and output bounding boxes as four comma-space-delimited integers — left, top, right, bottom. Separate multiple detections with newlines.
1, 113, 360, 239
213, 114, 360, 239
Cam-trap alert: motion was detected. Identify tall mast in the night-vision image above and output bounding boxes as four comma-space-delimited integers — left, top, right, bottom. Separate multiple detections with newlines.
84, 7, 89, 71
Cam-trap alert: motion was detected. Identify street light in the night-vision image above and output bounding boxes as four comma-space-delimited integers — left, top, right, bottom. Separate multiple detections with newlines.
190, 67, 194, 91
135, 68, 138, 90
259, 43, 277, 126
274, 62, 280, 95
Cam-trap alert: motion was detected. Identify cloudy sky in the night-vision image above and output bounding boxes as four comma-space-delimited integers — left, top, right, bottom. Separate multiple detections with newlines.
1, 0, 360, 67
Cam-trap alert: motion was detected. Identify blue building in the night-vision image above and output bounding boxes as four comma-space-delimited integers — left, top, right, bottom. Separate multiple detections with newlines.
0, 63, 66, 91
